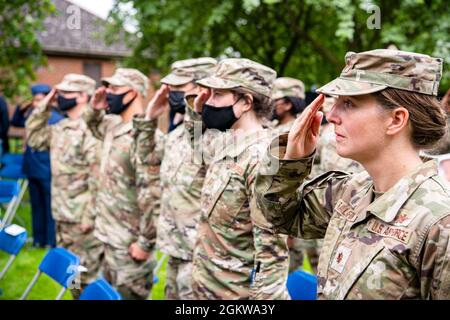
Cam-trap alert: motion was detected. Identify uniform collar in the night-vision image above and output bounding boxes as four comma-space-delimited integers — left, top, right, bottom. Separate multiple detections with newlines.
112, 120, 133, 138
214, 129, 271, 161
366, 160, 438, 223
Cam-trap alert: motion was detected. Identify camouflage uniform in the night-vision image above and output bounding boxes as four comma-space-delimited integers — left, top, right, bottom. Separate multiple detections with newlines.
25, 74, 103, 297
83, 68, 157, 300
271, 77, 324, 274
159, 58, 218, 299
255, 49, 450, 299
188, 59, 290, 300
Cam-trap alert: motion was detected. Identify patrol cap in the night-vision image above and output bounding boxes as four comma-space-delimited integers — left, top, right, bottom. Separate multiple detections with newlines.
161, 57, 217, 86
271, 77, 305, 100
316, 49, 443, 96
55, 74, 96, 95
102, 68, 149, 98
31, 84, 51, 96
197, 58, 277, 98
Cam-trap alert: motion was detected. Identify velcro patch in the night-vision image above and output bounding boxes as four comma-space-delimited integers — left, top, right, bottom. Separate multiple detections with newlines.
367, 219, 412, 244
335, 199, 358, 222
330, 245, 352, 273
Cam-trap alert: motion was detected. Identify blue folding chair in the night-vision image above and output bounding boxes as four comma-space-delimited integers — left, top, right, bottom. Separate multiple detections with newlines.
0, 224, 27, 280
0, 180, 21, 229
20, 247, 80, 300
286, 269, 318, 300
79, 279, 121, 300
1, 153, 24, 166
0, 164, 28, 227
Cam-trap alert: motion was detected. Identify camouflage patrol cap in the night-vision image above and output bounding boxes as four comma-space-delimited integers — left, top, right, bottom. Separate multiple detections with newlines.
196, 58, 277, 97
271, 77, 305, 100
161, 57, 217, 86
102, 68, 149, 98
316, 49, 443, 96
55, 74, 96, 95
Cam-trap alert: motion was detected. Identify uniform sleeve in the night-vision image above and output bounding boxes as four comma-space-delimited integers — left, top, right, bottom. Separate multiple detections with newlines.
82, 104, 109, 141
25, 101, 52, 150
255, 133, 351, 239
80, 131, 100, 227
247, 155, 290, 300
420, 215, 450, 299
184, 105, 220, 166
131, 115, 160, 252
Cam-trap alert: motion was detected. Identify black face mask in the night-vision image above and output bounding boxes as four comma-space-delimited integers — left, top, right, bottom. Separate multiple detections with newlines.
57, 95, 77, 111
168, 91, 186, 115
201, 98, 241, 132
106, 90, 136, 115
271, 108, 281, 121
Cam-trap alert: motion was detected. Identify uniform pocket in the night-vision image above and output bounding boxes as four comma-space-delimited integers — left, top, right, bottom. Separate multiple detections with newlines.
334, 244, 415, 299
205, 172, 232, 219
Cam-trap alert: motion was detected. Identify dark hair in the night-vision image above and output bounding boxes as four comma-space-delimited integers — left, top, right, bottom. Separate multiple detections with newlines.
232, 87, 273, 119
373, 88, 448, 150
285, 96, 306, 115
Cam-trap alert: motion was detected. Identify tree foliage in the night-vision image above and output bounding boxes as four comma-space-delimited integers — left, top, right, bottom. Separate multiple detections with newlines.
0, 0, 55, 99
107, 0, 449, 91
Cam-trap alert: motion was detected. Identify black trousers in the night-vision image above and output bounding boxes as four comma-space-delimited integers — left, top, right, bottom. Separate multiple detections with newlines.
28, 178, 55, 247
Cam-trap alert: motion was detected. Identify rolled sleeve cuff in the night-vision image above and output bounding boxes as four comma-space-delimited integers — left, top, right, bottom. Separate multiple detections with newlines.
133, 114, 157, 132
137, 235, 154, 253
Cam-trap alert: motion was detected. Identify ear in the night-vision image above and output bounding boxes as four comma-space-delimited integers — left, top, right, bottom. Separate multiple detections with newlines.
77, 92, 89, 104
241, 93, 253, 112
124, 89, 138, 104
282, 101, 293, 113
386, 106, 409, 136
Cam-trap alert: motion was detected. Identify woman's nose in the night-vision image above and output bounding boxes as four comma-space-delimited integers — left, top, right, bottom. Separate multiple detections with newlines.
326, 105, 338, 124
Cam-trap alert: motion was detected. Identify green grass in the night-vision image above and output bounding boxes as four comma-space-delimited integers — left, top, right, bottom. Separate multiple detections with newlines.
0, 189, 167, 300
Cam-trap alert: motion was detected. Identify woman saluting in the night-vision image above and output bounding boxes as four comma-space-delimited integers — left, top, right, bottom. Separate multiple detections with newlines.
255, 49, 450, 299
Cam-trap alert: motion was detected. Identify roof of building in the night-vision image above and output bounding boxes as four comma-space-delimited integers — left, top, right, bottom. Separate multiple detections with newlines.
38, 0, 132, 59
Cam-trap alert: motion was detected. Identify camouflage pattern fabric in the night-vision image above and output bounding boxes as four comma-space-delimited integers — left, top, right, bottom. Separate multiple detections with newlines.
103, 244, 155, 300
186, 108, 290, 300
197, 58, 277, 98
271, 77, 305, 100
83, 107, 157, 252
316, 49, 443, 96
26, 102, 99, 226
56, 221, 103, 298
102, 68, 150, 98
83, 107, 158, 299
255, 133, 450, 299
165, 256, 195, 300
158, 120, 206, 261
161, 57, 217, 86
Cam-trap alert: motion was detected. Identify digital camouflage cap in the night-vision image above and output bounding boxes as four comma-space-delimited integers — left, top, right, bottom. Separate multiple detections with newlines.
197, 58, 277, 98
316, 49, 443, 96
102, 68, 149, 98
271, 77, 305, 100
161, 57, 217, 86
55, 74, 96, 95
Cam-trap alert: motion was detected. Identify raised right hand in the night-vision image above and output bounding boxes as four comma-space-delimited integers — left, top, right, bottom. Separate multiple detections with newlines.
41, 88, 57, 110
193, 88, 211, 114
91, 87, 108, 111
284, 94, 325, 160
145, 84, 169, 120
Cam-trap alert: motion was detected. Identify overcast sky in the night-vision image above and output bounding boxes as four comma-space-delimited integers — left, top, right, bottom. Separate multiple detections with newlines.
68, 0, 115, 19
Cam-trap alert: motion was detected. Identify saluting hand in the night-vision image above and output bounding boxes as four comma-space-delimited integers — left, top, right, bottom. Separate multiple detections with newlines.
193, 88, 211, 114
284, 94, 325, 160
91, 87, 108, 111
41, 88, 57, 111
145, 84, 169, 120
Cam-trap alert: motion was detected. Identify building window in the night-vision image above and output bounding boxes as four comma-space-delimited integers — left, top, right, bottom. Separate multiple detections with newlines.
83, 62, 102, 86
